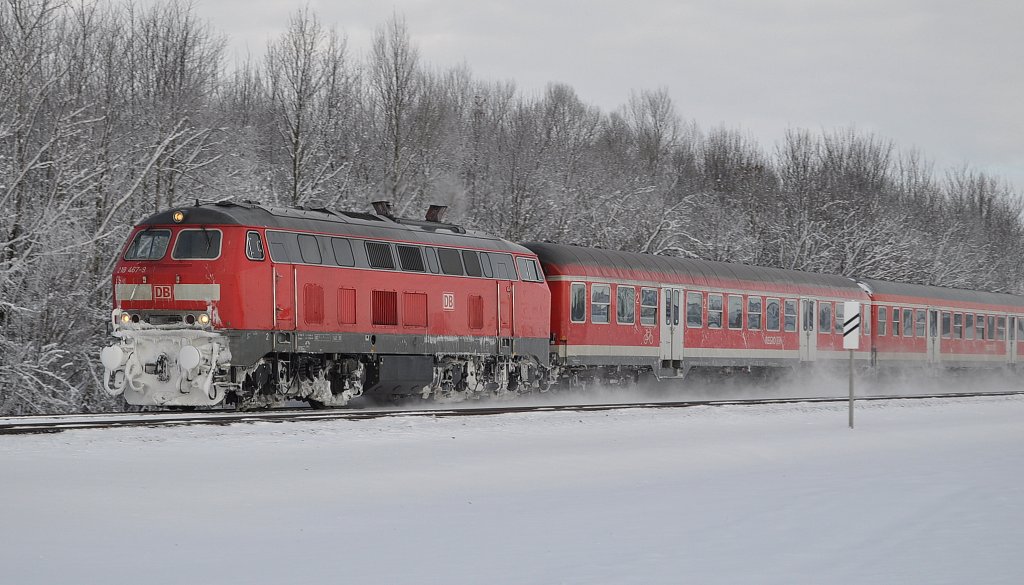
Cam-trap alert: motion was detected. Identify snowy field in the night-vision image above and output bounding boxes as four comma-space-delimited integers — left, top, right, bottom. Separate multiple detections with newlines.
3, 395, 1024, 585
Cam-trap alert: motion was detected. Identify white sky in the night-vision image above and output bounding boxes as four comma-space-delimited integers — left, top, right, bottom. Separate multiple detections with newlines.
195, 0, 1024, 188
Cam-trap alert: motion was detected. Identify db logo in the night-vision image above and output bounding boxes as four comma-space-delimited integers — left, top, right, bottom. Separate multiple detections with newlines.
154, 285, 172, 300
442, 293, 455, 311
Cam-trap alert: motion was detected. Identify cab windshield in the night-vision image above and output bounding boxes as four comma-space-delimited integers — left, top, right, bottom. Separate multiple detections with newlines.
123, 229, 171, 261
173, 229, 222, 260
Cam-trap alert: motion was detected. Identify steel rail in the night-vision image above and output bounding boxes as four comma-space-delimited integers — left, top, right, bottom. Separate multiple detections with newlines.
2, 391, 1023, 436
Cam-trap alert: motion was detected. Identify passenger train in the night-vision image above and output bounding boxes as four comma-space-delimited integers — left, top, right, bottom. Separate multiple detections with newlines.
99, 201, 1024, 408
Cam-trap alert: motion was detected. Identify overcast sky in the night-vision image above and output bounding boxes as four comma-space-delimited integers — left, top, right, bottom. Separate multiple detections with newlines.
191, 0, 1024, 189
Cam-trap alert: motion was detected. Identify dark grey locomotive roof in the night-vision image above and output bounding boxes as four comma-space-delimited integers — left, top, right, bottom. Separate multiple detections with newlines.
858, 278, 1024, 310
523, 242, 866, 296
140, 201, 530, 254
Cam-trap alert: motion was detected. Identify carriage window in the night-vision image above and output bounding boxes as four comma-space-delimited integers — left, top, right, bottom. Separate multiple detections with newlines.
640, 288, 658, 326
479, 253, 493, 278
835, 303, 844, 335
877, 306, 887, 336
437, 248, 464, 275
728, 295, 743, 330
665, 291, 671, 325
997, 316, 1006, 341
1018, 316, 1024, 341
819, 302, 832, 333
686, 292, 703, 328
708, 294, 723, 329
462, 250, 483, 277
965, 313, 975, 339
591, 284, 611, 324
953, 313, 963, 339
902, 308, 913, 337
617, 286, 636, 325
516, 257, 544, 282
424, 247, 440, 273
245, 231, 265, 261
748, 296, 762, 330
673, 290, 680, 326
297, 235, 322, 264
915, 309, 926, 337
570, 283, 586, 323
487, 253, 517, 280
977, 314, 986, 340
332, 238, 355, 267
396, 245, 425, 272
172, 229, 222, 260
783, 299, 797, 332
365, 241, 395, 270
266, 230, 294, 262
892, 308, 900, 336
941, 312, 951, 338
988, 316, 996, 340
765, 299, 780, 331
124, 229, 171, 260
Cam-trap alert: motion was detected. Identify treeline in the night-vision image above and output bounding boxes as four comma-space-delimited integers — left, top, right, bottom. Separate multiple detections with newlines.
2, 0, 1022, 414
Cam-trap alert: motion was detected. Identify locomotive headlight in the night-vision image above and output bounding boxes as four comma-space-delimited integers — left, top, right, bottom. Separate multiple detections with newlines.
178, 345, 202, 371
100, 346, 124, 371
119, 313, 132, 324
172, 210, 185, 223
198, 313, 211, 326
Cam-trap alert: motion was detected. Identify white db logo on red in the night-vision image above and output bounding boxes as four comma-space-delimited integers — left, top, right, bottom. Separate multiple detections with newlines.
154, 285, 172, 300
442, 293, 455, 311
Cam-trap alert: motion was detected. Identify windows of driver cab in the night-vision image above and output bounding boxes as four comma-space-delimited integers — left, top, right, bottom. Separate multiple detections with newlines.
245, 231, 265, 261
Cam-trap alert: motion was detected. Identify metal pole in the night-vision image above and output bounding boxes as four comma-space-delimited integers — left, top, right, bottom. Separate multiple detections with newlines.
848, 349, 855, 429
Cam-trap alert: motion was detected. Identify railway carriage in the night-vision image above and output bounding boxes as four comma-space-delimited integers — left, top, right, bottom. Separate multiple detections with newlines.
100, 201, 551, 408
861, 279, 1024, 368
523, 242, 873, 382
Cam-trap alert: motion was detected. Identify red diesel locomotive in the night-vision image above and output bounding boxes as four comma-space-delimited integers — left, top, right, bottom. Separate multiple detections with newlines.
100, 201, 550, 407
100, 202, 1024, 408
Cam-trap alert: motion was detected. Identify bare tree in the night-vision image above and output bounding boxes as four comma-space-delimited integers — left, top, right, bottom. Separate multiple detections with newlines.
263, 6, 354, 206
368, 13, 423, 212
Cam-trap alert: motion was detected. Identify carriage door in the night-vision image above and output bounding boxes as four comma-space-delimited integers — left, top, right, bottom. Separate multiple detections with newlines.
273, 263, 296, 331
1008, 316, 1017, 365
927, 309, 940, 363
660, 287, 682, 365
497, 280, 514, 354
799, 298, 816, 361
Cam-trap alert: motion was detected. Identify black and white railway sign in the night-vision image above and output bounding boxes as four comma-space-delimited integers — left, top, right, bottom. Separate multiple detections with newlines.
842, 301, 861, 350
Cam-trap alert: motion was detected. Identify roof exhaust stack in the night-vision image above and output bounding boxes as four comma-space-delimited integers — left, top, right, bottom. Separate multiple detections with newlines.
371, 200, 394, 218
425, 205, 448, 223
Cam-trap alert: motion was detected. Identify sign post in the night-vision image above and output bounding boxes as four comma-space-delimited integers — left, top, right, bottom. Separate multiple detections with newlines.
842, 302, 861, 429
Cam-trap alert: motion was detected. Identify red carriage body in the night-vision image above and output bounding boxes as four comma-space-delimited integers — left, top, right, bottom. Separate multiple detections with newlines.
524, 243, 872, 378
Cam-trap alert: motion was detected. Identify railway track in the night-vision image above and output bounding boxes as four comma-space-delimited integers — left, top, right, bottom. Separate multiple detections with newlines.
3, 391, 1024, 436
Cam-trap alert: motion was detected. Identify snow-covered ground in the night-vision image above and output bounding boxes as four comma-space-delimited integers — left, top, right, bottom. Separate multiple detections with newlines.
2, 395, 1023, 584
